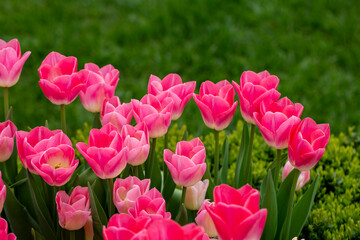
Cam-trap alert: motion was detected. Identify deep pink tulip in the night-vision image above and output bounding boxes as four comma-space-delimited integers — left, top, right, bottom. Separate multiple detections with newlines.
101, 96, 133, 131
193, 80, 238, 131
113, 176, 151, 213
185, 179, 209, 210
164, 138, 206, 187
233, 70, 281, 124
38, 51, 88, 105
282, 161, 310, 190
0, 217, 16, 240
0, 38, 31, 87
288, 117, 330, 171
16, 127, 72, 174
206, 184, 267, 240
128, 188, 171, 221
0, 172, 5, 214
148, 74, 196, 120
0, 121, 17, 162
121, 123, 150, 166
131, 94, 173, 138
76, 123, 128, 179
31, 144, 79, 186
195, 200, 217, 238
254, 97, 303, 149
56, 186, 91, 231
79, 63, 119, 112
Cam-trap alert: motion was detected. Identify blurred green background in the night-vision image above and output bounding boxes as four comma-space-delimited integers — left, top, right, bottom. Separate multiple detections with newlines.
1, 0, 359, 136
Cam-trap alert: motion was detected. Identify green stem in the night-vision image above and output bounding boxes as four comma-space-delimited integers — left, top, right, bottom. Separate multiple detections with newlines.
146, 138, 157, 179
243, 124, 255, 185
180, 186, 187, 206
214, 130, 220, 184
133, 166, 139, 178
92, 112, 101, 129
60, 105, 66, 133
163, 132, 169, 180
69, 230, 75, 240
273, 149, 282, 189
3, 87, 8, 120
108, 178, 114, 217
281, 169, 301, 240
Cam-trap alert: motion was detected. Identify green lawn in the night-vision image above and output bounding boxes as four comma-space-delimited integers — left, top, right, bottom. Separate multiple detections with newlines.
1, 0, 359, 135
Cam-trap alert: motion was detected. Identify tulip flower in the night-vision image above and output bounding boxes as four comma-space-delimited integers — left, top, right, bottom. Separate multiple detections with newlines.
0, 38, 31, 88
288, 117, 330, 171
164, 138, 206, 187
113, 176, 150, 213
31, 144, 79, 186
76, 123, 128, 179
195, 200, 217, 238
38, 51, 88, 105
232, 70, 280, 124
0, 172, 5, 214
101, 96, 133, 131
193, 80, 238, 131
79, 63, 119, 113
148, 74, 196, 120
0, 217, 16, 240
205, 184, 267, 240
56, 186, 91, 231
16, 127, 72, 174
0, 120, 17, 162
185, 179, 209, 210
282, 161, 310, 190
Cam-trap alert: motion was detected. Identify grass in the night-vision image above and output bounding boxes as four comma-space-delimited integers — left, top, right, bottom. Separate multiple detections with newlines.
0, 0, 359, 135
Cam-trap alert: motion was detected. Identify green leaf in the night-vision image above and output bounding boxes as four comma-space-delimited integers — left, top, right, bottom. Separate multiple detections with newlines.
219, 137, 229, 184
5, 148, 18, 184
289, 175, 319, 238
203, 165, 215, 200
88, 181, 108, 240
162, 169, 176, 202
150, 150, 162, 190
235, 122, 249, 188
175, 204, 188, 226
166, 188, 182, 219
72, 167, 98, 187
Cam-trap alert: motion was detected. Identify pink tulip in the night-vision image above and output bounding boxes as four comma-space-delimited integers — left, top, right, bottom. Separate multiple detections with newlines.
101, 96, 133, 131
185, 179, 209, 210
0, 172, 5, 214
121, 123, 150, 166
0, 120, 17, 162
38, 51, 88, 105
195, 200, 217, 238
31, 144, 79, 186
288, 117, 330, 171
193, 80, 238, 131
164, 138, 206, 187
282, 161, 310, 190
56, 186, 91, 231
79, 63, 119, 112
254, 97, 303, 149
84, 216, 94, 240
16, 127, 72, 174
0, 217, 16, 240
148, 74, 196, 120
113, 176, 150, 213
131, 94, 173, 138
205, 184, 267, 240
0, 38, 31, 87
76, 123, 128, 179
128, 188, 171, 221
233, 70, 281, 124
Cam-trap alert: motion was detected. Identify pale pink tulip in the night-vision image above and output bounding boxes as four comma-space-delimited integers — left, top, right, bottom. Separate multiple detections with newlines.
282, 161, 310, 190
164, 138, 206, 187
0, 38, 31, 87
0, 217, 16, 240
101, 96, 133, 131
0, 120, 17, 162
195, 200, 217, 238
193, 80, 238, 131
185, 179, 209, 210
0, 172, 5, 214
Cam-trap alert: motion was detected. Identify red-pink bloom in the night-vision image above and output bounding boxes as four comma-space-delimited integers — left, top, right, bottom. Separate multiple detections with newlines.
164, 138, 206, 187
193, 80, 238, 131
288, 118, 330, 171
56, 186, 91, 231
121, 123, 150, 166
131, 94, 173, 138
0, 217, 16, 240
38, 51, 88, 105
101, 96, 133, 131
79, 63, 119, 112
128, 188, 171, 221
148, 74, 196, 120
185, 179, 209, 210
16, 127, 72, 174
195, 200, 217, 238
0, 120, 17, 162
233, 70, 280, 124
113, 176, 150, 213
0, 172, 5, 214
0, 38, 31, 87
282, 161, 310, 190
254, 97, 303, 149
31, 144, 79, 186
76, 123, 128, 179
206, 184, 267, 240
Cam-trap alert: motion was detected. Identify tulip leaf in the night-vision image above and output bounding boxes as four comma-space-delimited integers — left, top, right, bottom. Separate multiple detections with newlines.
289, 175, 319, 238
166, 188, 182, 219
175, 203, 188, 226
203, 165, 215, 200
260, 170, 278, 240
88, 181, 108, 240
219, 137, 229, 184
181, 130, 188, 141
72, 167, 98, 187
162, 169, 176, 202
6, 106, 13, 121
5, 148, 18, 184
150, 151, 162, 191
32, 228, 46, 240
235, 122, 249, 188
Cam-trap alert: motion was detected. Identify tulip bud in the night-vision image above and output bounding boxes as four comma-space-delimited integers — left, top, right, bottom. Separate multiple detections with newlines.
0, 172, 6, 214
282, 161, 310, 190
195, 200, 217, 238
185, 179, 209, 210
0, 121, 17, 162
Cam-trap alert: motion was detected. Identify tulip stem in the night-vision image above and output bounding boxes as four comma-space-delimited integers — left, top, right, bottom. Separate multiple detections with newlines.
281, 169, 300, 240
133, 166, 139, 178
181, 186, 187, 206
214, 130, 220, 184
70, 230, 75, 240
146, 138, 157, 179
3, 87, 8, 120
273, 149, 282, 189
60, 104, 66, 133
107, 178, 114, 217
163, 132, 169, 180
243, 124, 255, 185
92, 112, 101, 129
